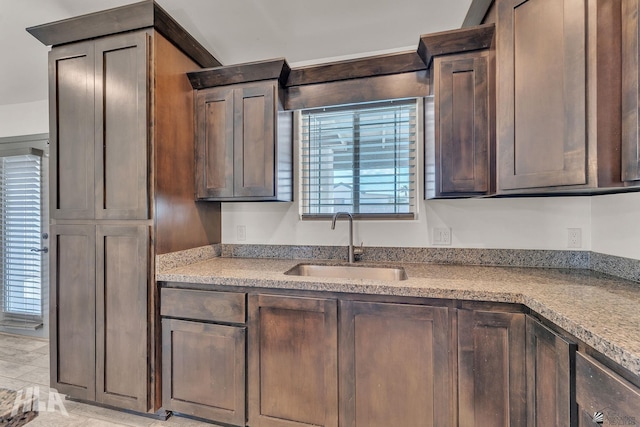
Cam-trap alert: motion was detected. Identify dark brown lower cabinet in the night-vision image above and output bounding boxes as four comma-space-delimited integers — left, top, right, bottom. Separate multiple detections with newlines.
576, 352, 640, 426
158, 286, 640, 427
526, 316, 576, 427
50, 224, 96, 401
95, 225, 149, 410
340, 301, 453, 427
162, 319, 246, 425
51, 224, 149, 411
458, 309, 526, 427
248, 294, 338, 427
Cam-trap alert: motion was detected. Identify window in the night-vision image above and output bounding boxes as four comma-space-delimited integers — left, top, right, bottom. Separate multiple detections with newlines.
0, 149, 45, 328
300, 99, 419, 219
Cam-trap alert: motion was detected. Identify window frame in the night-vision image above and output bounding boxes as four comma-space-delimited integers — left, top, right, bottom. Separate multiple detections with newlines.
297, 98, 423, 221
0, 133, 48, 332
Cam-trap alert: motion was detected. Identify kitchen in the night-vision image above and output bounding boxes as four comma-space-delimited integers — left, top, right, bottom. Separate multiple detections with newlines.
1, 0, 640, 426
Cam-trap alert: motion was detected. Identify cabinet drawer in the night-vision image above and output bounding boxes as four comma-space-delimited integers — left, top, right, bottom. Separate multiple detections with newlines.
161, 288, 246, 323
576, 352, 640, 424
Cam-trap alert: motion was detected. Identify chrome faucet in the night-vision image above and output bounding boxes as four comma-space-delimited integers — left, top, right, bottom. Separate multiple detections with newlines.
331, 211, 363, 263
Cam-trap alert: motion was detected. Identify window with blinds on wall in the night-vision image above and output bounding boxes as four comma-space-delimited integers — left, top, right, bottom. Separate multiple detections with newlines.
0, 149, 44, 329
300, 99, 420, 219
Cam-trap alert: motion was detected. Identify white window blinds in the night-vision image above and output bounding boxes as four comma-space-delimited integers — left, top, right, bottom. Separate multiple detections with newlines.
300, 99, 418, 219
0, 150, 44, 328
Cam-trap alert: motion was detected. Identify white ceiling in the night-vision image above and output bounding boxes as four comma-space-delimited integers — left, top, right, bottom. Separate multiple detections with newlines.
0, 0, 472, 107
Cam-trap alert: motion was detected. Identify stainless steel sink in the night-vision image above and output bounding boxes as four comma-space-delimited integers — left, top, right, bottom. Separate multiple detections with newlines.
284, 264, 408, 281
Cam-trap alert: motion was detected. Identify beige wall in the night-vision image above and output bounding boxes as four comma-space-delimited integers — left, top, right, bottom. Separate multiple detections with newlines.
0, 100, 48, 138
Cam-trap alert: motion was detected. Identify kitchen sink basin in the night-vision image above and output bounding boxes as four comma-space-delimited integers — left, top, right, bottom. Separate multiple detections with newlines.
284, 264, 408, 281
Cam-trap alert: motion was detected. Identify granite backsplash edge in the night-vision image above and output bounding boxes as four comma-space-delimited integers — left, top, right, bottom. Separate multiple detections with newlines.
157, 244, 640, 283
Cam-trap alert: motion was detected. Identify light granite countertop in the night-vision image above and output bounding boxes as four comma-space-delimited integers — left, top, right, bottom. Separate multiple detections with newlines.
157, 257, 640, 378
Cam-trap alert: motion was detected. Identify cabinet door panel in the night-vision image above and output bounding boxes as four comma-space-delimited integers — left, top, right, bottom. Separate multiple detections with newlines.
234, 83, 276, 198
497, 0, 587, 190
435, 51, 491, 195
49, 43, 95, 220
195, 87, 234, 199
162, 319, 246, 425
95, 32, 149, 220
622, 0, 640, 182
95, 225, 148, 411
340, 301, 453, 427
50, 224, 96, 401
576, 352, 640, 427
526, 316, 576, 427
458, 310, 526, 427
249, 294, 338, 427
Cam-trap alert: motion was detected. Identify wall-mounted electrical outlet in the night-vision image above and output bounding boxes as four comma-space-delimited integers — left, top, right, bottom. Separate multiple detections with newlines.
237, 225, 246, 242
567, 228, 582, 248
433, 227, 452, 245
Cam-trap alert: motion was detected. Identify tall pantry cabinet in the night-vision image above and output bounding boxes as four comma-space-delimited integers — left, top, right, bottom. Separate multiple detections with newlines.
27, 1, 221, 413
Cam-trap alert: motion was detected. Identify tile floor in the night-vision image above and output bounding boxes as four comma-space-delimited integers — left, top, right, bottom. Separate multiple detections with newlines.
0, 332, 218, 426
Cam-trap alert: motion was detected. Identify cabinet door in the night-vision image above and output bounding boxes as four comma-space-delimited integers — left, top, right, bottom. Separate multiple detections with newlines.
234, 82, 276, 198
162, 319, 246, 425
497, 0, 587, 190
434, 50, 492, 196
94, 32, 149, 220
50, 224, 96, 401
526, 316, 576, 427
340, 301, 453, 427
195, 86, 235, 199
576, 352, 640, 427
622, 0, 640, 183
458, 309, 526, 427
95, 224, 149, 411
49, 42, 96, 220
248, 294, 338, 427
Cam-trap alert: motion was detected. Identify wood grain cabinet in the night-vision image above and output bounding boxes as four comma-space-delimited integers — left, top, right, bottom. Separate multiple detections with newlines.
340, 301, 454, 427
161, 289, 247, 426
50, 224, 149, 409
622, 0, 640, 185
458, 308, 526, 427
189, 60, 293, 201
49, 32, 149, 221
49, 225, 96, 402
419, 24, 495, 198
29, 1, 222, 414
158, 284, 640, 427
496, 0, 624, 193
526, 316, 576, 427
576, 353, 640, 426
430, 50, 494, 197
248, 294, 338, 427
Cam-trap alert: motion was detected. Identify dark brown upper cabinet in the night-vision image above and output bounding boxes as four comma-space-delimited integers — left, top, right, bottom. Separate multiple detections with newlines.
47, 32, 150, 221
189, 60, 293, 201
622, 0, 640, 185
419, 24, 495, 198
496, 0, 625, 194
